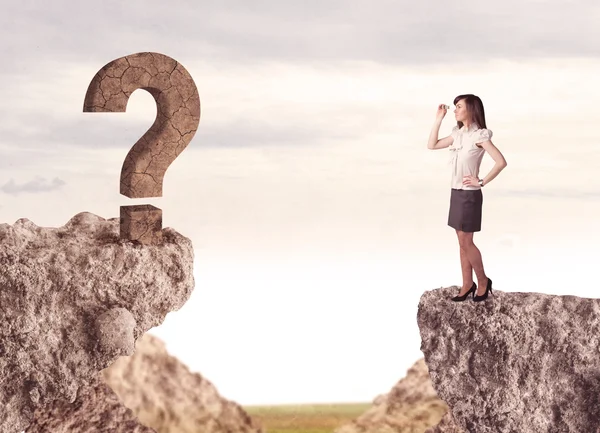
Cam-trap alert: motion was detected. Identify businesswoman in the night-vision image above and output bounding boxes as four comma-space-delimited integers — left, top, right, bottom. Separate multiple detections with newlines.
427, 94, 507, 302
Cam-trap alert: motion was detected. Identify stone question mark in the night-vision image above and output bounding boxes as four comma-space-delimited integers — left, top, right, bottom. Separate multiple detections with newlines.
83, 52, 200, 245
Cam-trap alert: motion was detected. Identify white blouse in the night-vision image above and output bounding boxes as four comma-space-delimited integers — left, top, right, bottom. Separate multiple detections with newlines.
448, 123, 492, 190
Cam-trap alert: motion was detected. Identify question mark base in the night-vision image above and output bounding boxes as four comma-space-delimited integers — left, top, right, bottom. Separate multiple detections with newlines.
120, 204, 162, 245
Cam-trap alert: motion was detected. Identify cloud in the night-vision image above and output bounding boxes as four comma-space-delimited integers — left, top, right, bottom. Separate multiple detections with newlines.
492, 233, 522, 249
1, 0, 599, 71
1, 1, 599, 182
496, 188, 600, 200
1, 177, 66, 195
0, 114, 356, 152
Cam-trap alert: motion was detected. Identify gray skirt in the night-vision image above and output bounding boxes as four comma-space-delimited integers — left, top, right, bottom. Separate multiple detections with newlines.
448, 188, 483, 232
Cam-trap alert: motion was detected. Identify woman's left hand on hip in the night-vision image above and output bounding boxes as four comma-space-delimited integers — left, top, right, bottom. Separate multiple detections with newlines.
463, 175, 479, 187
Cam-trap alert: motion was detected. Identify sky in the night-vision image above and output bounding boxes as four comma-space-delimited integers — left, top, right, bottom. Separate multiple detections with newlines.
1, 0, 600, 406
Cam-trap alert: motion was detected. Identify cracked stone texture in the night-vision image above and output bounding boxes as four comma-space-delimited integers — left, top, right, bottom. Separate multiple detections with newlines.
83, 51, 201, 199
25, 376, 156, 433
418, 286, 600, 433
0, 212, 194, 433
334, 359, 448, 433
120, 204, 164, 245
101, 333, 265, 433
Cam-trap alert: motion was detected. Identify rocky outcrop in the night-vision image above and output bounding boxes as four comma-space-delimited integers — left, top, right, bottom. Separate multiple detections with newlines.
0, 212, 194, 433
101, 333, 264, 433
26, 377, 156, 433
418, 286, 600, 433
424, 412, 464, 433
334, 359, 448, 433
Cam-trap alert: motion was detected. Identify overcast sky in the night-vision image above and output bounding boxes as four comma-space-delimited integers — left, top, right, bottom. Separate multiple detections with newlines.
2, 1, 600, 406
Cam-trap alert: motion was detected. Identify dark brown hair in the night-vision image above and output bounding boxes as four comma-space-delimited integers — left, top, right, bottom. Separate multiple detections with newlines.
453, 94, 487, 129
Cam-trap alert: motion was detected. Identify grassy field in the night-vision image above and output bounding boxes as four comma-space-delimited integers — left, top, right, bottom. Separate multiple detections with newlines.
244, 402, 371, 433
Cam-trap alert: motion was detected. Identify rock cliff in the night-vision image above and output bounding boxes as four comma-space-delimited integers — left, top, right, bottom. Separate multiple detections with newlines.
334, 359, 448, 433
418, 286, 600, 432
102, 334, 264, 433
29, 334, 264, 433
26, 377, 156, 432
0, 212, 194, 432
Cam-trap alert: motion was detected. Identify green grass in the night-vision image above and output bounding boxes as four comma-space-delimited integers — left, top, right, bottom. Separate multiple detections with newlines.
244, 402, 371, 433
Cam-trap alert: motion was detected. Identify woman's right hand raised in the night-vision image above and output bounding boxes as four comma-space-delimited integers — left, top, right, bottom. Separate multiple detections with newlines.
436, 103, 448, 121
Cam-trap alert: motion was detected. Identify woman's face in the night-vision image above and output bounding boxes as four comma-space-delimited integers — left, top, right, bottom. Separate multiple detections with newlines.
453, 99, 470, 123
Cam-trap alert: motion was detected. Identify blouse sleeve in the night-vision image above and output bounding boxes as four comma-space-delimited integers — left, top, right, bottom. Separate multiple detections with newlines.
475, 128, 493, 143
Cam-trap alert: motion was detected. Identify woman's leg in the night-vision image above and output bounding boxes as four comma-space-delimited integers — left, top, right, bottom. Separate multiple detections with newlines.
458, 231, 488, 295
456, 230, 474, 295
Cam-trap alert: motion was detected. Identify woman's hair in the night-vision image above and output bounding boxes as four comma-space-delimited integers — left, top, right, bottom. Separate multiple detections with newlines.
453, 94, 487, 129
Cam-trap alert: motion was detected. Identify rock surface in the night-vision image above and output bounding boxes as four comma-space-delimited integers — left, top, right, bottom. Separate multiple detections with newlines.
424, 412, 464, 433
418, 286, 600, 433
0, 212, 194, 433
101, 333, 265, 433
334, 359, 448, 433
25, 377, 156, 433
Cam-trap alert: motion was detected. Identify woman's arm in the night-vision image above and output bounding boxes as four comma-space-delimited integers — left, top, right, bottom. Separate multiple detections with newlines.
427, 119, 454, 150
479, 140, 507, 186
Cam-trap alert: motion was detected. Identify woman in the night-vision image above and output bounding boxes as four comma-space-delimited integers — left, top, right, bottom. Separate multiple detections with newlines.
427, 94, 507, 302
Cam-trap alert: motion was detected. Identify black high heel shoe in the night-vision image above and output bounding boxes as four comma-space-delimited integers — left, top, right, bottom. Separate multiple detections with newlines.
473, 277, 493, 302
451, 282, 477, 302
